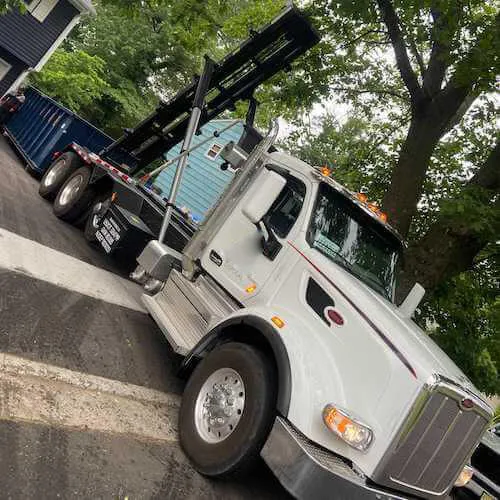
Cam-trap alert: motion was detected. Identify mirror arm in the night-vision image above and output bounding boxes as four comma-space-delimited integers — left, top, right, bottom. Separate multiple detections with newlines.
256, 219, 282, 261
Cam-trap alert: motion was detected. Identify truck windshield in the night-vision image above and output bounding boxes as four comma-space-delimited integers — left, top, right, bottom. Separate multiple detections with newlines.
307, 183, 402, 301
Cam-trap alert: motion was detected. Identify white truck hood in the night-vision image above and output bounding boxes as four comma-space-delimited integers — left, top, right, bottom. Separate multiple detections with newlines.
317, 251, 483, 397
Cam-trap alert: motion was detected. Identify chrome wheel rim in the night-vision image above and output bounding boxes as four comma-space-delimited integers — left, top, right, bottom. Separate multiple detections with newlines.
59, 174, 83, 207
194, 367, 245, 443
43, 159, 66, 187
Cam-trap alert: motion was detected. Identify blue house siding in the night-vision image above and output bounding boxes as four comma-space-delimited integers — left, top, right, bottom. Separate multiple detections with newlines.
0, 0, 78, 67
153, 120, 244, 222
0, 47, 28, 96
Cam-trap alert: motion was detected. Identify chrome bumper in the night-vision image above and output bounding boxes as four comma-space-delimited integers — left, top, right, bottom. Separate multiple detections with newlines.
261, 417, 411, 500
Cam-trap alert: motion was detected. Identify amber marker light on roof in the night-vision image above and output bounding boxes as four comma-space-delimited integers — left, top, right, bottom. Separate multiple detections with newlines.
356, 193, 368, 203
245, 284, 257, 294
320, 166, 332, 176
271, 316, 285, 328
379, 212, 388, 223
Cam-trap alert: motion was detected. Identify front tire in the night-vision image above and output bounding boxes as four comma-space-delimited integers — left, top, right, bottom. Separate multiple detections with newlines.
179, 342, 276, 477
53, 166, 96, 223
39, 152, 81, 201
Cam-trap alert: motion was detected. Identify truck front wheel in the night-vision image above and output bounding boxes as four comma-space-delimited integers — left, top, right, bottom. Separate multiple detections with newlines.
39, 152, 81, 201
53, 166, 96, 223
179, 342, 277, 477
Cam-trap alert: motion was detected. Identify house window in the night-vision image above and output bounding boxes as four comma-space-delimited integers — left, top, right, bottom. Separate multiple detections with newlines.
206, 143, 223, 160
28, 0, 59, 22
0, 58, 12, 81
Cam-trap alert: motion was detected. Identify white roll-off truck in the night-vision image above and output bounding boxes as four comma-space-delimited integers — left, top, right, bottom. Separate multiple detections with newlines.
30, 5, 491, 495
128, 118, 493, 499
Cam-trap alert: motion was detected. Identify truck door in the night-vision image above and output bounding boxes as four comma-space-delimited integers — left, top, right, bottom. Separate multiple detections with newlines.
200, 166, 306, 303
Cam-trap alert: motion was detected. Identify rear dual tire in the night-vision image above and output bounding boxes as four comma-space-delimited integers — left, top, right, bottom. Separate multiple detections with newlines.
179, 342, 276, 477
39, 152, 80, 201
53, 166, 96, 223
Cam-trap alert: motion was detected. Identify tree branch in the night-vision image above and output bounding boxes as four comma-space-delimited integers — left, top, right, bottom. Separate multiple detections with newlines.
408, 36, 426, 78
441, 92, 477, 135
341, 29, 387, 50
366, 112, 411, 158
397, 142, 499, 299
376, 0, 423, 106
470, 141, 500, 191
423, 6, 459, 97
434, 10, 499, 116
330, 87, 409, 102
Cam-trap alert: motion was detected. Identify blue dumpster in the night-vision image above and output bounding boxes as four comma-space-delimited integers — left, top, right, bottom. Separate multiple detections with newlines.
4, 87, 113, 175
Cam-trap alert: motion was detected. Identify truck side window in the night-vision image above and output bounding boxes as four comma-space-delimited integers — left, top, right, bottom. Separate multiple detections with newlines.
264, 173, 306, 238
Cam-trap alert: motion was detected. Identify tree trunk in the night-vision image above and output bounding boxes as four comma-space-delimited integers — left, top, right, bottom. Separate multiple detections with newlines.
396, 142, 500, 302
396, 226, 484, 302
382, 116, 442, 236
382, 80, 472, 237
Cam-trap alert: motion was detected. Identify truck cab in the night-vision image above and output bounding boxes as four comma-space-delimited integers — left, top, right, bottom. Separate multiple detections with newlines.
132, 125, 492, 500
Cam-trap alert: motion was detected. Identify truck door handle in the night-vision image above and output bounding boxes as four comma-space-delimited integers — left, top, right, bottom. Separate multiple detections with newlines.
210, 250, 223, 267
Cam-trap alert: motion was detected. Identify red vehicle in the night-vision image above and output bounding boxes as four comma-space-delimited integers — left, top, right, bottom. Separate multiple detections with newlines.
0, 88, 25, 127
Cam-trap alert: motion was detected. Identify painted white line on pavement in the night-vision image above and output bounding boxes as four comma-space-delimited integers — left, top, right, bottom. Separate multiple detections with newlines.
0, 353, 180, 442
0, 227, 146, 313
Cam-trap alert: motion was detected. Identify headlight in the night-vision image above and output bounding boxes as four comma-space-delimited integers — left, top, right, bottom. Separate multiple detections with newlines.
322, 404, 374, 451
454, 465, 473, 487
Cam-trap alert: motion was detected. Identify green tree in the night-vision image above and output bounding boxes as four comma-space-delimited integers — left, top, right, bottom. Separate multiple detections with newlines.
30, 50, 109, 115
418, 267, 499, 396
217, 0, 499, 299
0, 0, 23, 13
228, 0, 499, 261
289, 2, 498, 296
40, 0, 246, 136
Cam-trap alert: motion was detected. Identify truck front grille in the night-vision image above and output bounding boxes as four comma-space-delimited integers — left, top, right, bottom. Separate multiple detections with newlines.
375, 376, 491, 497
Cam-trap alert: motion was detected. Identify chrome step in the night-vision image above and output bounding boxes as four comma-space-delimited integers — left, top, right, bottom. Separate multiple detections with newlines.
170, 270, 239, 325
142, 277, 207, 356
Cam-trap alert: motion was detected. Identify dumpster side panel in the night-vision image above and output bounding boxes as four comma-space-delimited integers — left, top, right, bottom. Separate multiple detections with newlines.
5, 87, 113, 173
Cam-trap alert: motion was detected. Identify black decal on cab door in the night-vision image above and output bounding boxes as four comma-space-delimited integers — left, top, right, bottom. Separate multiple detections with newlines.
306, 278, 334, 325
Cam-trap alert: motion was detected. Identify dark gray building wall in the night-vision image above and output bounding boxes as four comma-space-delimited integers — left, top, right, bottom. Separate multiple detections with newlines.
0, 47, 28, 97
0, 0, 78, 67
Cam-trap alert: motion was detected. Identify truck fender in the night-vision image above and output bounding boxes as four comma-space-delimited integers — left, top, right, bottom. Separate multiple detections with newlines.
61, 143, 90, 164
181, 315, 292, 416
